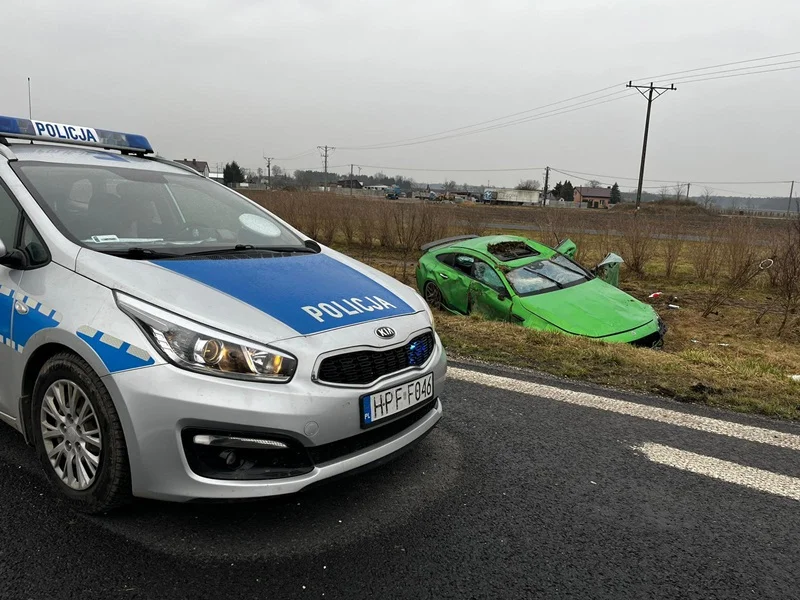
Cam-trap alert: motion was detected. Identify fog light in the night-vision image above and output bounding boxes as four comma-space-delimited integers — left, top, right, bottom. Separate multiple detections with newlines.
220, 449, 238, 466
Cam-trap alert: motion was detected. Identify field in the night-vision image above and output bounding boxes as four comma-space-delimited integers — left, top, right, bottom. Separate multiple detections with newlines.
244, 190, 800, 420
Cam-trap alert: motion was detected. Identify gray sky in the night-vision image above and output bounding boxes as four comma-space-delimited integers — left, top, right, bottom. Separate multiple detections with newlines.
4, 0, 799, 195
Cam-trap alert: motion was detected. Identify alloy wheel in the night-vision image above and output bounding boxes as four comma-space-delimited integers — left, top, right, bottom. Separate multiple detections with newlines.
40, 379, 103, 491
425, 282, 443, 308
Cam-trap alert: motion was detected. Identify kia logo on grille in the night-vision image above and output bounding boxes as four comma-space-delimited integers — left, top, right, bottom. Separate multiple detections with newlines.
375, 326, 396, 339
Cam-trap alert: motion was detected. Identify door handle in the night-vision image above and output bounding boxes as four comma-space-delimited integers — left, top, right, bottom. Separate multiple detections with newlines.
14, 300, 29, 315
438, 273, 449, 280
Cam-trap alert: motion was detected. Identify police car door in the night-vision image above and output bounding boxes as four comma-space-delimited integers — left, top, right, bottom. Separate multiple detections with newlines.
0, 181, 22, 420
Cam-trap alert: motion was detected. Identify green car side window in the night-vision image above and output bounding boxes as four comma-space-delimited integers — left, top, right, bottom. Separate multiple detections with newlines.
454, 254, 474, 275
436, 253, 456, 267
473, 261, 505, 292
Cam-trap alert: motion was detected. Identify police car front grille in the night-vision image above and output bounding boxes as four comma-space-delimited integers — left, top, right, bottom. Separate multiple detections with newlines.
317, 331, 436, 385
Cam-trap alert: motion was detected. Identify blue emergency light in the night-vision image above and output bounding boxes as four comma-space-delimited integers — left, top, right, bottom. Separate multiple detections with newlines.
0, 115, 153, 154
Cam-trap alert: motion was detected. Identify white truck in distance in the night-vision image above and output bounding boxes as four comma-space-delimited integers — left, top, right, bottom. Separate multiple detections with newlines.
482, 188, 542, 206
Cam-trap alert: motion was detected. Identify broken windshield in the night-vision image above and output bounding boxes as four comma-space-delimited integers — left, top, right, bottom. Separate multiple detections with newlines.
506, 259, 588, 296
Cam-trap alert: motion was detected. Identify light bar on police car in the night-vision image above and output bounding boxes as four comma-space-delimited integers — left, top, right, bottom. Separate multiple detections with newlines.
0, 115, 153, 154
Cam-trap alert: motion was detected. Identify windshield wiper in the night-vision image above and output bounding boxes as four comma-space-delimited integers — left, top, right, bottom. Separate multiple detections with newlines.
99, 247, 182, 259
181, 244, 316, 257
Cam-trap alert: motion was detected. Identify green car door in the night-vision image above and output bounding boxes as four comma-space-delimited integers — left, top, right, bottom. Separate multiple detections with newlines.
433, 252, 472, 314
468, 260, 514, 321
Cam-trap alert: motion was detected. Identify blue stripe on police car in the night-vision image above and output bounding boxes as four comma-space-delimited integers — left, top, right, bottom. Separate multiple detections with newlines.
154, 254, 416, 335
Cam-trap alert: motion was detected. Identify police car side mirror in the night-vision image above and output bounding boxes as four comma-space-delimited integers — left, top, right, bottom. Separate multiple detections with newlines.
0, 239, 29, 270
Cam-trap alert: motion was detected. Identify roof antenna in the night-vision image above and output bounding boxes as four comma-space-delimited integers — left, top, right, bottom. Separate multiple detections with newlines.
27, 77, 34, 144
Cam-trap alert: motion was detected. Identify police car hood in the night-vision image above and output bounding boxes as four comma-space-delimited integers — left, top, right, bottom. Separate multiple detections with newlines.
76, 248, 425, 344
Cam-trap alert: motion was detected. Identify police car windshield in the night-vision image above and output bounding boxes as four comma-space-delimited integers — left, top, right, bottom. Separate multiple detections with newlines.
15, 162, 305, 254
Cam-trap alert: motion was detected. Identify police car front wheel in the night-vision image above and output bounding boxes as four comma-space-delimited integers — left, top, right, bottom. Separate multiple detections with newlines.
31, 352, 132, 513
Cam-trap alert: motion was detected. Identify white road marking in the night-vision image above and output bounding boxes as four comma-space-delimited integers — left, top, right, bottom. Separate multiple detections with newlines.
449, 367, 800, 451
635, 443, 800, 501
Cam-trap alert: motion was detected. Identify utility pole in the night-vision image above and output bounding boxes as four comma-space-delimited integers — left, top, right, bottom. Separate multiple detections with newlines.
350, 164, 354, 196
27, 77, 32, 120
786, 180, 795, 218
542, 166, 550, 206
685, 182, 691, 200
263, 155, 273, 189
626, 81, 676, 210
317, 145, 334, 192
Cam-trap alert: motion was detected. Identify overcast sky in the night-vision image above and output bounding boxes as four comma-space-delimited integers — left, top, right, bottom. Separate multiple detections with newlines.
4, 0, 799, 195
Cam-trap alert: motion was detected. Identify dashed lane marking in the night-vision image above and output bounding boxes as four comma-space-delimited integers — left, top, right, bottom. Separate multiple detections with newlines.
449, 367, 800, 451
635, 442, 800, 501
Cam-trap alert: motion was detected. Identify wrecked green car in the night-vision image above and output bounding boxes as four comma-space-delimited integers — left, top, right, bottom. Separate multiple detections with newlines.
415, 235, 665, 346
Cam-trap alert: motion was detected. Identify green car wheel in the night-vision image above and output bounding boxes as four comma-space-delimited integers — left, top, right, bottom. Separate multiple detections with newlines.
424, 281, 444, 309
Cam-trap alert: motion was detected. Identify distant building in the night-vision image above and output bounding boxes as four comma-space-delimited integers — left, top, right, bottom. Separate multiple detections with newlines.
337, 178, 363, 189
574, 186, 612, 208
174, 158, 210, 177
208, 171, 224, 184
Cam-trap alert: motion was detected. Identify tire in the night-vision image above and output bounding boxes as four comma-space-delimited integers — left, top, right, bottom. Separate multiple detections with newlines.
31, 352, 132, 513
424, 281, 444, 309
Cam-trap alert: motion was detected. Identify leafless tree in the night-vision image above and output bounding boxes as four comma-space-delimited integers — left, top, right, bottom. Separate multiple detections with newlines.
515, 179, 541, 191
659, 186, 670, 202
699, 187, 715, 211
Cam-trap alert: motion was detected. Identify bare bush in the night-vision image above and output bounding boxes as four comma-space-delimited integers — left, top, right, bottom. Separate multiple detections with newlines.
356, 201, 378, 250
661, 214, 684, 279
689, 229, 724, 282
377, 203, 397, 248
701, 256, 772, 318
773, 218, 800, 336
338, 197, 359, 246
459, 204, 488, 236
619, 215, 656, 276
540, 208, 569, 246
723, 217, 758, 279
393, 203, 428, 279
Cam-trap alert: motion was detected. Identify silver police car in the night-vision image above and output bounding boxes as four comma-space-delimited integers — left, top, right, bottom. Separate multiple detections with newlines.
0, 116, 445, 512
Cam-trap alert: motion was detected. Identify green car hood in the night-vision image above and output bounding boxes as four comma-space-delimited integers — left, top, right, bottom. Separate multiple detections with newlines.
517, 278, 656, 338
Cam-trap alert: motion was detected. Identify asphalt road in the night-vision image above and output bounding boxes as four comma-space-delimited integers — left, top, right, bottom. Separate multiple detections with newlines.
1, 361, 799, 600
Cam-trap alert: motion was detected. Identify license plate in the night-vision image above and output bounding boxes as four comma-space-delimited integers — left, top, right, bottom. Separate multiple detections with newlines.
361, 373, 434, 427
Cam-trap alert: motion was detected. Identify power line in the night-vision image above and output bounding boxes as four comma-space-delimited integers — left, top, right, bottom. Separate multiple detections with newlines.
349, 164, 545, 173
335, 50, 800, 152
340, 93, 635, 151
338, 84, 626, 150
632, 50, 800, 84
274, 148, 318, 161
551, 167, 794, 186
651, 58, 800, 85
669, 63, 800, 86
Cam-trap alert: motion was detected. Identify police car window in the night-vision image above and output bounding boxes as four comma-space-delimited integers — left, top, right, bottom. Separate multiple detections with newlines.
0, 184, 20, 247
21, 220, 48, 266
16, 163, 304, 254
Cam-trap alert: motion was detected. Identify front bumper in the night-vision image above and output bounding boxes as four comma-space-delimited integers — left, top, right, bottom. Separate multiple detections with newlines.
103, 336, 447, 502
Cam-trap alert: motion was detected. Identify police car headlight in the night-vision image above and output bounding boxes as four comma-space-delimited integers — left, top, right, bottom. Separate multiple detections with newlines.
115, 293, 297, 383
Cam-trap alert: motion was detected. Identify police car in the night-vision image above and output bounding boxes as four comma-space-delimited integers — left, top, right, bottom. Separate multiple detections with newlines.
0, 116, 446, 512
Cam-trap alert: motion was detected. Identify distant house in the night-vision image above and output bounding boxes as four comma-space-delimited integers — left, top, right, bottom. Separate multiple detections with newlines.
337, 178, 363, 189
174, 158, 210, 177
574, 186, 612, 208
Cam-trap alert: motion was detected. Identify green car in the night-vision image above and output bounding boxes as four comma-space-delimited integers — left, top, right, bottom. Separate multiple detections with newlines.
415, 235, 665, 346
